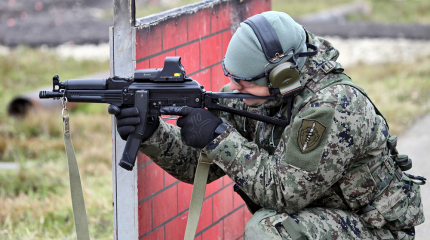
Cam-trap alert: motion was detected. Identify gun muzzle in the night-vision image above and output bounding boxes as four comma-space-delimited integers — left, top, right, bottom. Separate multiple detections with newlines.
39, 91, 63, 98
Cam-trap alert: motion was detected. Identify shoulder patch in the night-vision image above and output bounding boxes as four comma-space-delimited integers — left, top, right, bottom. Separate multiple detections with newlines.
284, 107, 334, 173
297, 119, 326, 153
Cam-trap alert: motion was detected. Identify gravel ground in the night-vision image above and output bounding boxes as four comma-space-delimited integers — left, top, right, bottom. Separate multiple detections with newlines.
329, 37, 430, 68
54, 42, 110, 61
4, 37, 430, 67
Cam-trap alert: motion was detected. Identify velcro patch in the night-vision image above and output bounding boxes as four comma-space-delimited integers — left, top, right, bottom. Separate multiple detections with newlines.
297, 119, 326, 153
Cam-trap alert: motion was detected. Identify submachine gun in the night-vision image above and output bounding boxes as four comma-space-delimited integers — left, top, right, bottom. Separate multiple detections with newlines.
39, 57, 289, 171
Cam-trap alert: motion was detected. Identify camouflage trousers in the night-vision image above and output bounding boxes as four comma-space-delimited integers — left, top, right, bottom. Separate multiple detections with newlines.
244, 208, 415, 240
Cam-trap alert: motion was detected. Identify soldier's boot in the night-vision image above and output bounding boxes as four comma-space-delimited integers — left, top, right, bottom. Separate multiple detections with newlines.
244, 207, 413, 240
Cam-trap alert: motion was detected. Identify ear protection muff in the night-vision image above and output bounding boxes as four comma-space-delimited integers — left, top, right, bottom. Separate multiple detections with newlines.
268, 62, 301, 98
243, 14, 317, 99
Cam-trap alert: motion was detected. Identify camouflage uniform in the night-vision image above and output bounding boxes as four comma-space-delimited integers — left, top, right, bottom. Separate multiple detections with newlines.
140, 30, 424, 239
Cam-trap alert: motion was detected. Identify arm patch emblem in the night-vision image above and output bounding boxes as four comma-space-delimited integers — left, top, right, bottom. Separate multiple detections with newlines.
297, 119, 326, 153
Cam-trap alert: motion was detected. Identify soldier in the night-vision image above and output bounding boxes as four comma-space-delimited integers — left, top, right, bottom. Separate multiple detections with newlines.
111, 11, 424, 240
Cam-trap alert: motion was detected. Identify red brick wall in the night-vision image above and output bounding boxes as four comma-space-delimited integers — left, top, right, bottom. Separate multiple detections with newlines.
134, 0, 270, 239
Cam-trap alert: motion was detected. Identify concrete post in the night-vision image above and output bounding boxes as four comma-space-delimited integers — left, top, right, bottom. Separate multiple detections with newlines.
111, 1, 138, 239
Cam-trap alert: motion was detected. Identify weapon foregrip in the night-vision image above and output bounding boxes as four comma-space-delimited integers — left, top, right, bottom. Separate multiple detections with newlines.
118, 90, 149, 171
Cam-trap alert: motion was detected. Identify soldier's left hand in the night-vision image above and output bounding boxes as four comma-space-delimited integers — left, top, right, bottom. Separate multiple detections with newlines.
160, 106, 224, 148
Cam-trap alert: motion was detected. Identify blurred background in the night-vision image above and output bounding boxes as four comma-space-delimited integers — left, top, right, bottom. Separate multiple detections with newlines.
0, 0, 429, 239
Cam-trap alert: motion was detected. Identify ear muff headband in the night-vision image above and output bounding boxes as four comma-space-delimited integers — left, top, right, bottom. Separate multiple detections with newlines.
243, 14, 319, 98
244, 14, 284, 63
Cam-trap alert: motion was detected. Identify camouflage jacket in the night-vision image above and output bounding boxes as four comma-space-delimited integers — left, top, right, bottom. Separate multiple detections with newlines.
140, 31, 424, 230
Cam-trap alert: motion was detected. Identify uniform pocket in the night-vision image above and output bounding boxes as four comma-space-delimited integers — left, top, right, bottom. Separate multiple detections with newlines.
338, 164, 377, 209
358, 180, 406, 229
385, 179, 425, 230
375, 185, 408, 221
360, 174, 425, 230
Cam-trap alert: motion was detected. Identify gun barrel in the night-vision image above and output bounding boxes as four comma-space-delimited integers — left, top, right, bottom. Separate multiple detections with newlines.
39, 91, 63, 98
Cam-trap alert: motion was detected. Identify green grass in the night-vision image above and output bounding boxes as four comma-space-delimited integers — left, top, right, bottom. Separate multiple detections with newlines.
273, 0, 354, 18
347, 56, 430, 136
0, 46, 109, 117
0, 48, 111, 239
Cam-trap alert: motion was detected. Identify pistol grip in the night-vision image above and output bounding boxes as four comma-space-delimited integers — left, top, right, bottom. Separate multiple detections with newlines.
119, 90, 149, 171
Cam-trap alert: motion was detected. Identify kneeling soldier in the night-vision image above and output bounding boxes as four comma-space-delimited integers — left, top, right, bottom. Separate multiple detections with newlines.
112, 11, 424, 240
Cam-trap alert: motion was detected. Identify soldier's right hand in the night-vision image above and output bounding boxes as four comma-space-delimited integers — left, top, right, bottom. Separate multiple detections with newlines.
108, 105, 159, 141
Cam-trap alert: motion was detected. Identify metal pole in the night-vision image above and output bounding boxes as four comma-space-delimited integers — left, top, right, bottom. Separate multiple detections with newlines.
111, 1, 137, 239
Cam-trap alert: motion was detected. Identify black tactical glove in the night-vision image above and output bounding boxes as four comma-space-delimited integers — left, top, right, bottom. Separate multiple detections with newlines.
160, 106, 225, 148
108, 105, 159, 142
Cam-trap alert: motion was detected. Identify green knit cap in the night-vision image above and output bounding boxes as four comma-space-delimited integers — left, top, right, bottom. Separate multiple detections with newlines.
224, 11, 307, 86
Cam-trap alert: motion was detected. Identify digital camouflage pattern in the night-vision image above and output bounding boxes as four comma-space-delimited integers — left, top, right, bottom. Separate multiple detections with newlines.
140, 30, 424, 238
246, 208, 415, 240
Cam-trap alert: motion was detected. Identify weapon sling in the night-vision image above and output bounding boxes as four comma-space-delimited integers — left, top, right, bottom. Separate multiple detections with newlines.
62, 98, 91, 240
61, 97, 211, 240
183, 152, 212, 240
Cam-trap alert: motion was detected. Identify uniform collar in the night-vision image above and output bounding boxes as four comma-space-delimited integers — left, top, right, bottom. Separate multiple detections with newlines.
299, 30, 341, 88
